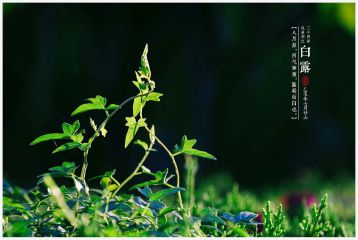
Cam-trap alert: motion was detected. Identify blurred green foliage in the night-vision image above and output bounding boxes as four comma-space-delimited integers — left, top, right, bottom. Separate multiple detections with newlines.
319, 3, 355, 35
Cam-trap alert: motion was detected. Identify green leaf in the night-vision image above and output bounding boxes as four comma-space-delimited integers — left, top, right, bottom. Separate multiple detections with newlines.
48, 161, 76, 174
158, 206, 177, 217
37, 162, 77, 185
132, 92, 163, 117
100, 127, 107, 137
104, 169, 116, 177
174, 135, 217, 160
71, 133, 83, 143
134, 139, 148, 150
30, 133, 69, 145
145, 92, 163, 102
87, 95, 107, 106
141, 165, 151, 174
79, 143, 91, 151
52, 142, 83, 154
133, 95, 145, 117
137, 186, 153, 199
107, 184, 117, 192
132, 80, 148, 92
124, 117, 146, 148
90, 118, 97, 131
139, 44, 151, 78
62, 120, 80, 135
130, 169, 169, 190
149, 187, 185, 202
182, 149, 217, 160
61, 123, 73, 135
106, 104, 119, 110
71, 103, 104, 116
71, 95, 116, 116
4, 220, 32, 237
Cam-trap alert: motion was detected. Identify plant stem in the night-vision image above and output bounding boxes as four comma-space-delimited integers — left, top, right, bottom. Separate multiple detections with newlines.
79, 91, 152, 180
172, 152, 180, 157
111, 140, 154, 198
144, 125, 184, 209
130, 202, 150, 220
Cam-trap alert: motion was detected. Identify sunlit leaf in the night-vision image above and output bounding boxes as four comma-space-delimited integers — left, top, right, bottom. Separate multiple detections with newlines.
158, 206, 177, 217
139, 44, 151, 78
124, 117, 146, 148
100, 127, 107, 137
71, 103, 104, 116
52, 142, 83, 154
182, 149, 216, 160
141, 165, 151, 174
149, 187, 185, 202
106, 104, 119, 110
62, 120, 80, 135
87, 95, 107, 107
130, 169, 169, 190
133, 95, 144, 117
71, 133, 83, 143
145, 92, 163, 102
174, 135, 217, 160
30, 133, 69, 146
134, 139, 148, 151
90, 118, 97, 131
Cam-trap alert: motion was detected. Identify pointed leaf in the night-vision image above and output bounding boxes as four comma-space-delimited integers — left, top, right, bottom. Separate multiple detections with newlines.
139, 44, 151, 78
183, 149, 217, 160
130, 169, 168, 190
124, 117, 146, 148
158, 206, 177, 217
174, 135, 217, 160
48, 161, 76, 174
100, 127, 107, 137
133, 95, 145, 117
145, 92, 163, 102
71, 103, 104, 116
30, 133, 69, 145
137, 186, 153, 199
134, 139, 148, 150
149, 187, 185, 202
71, 133, 83, 143
89, 118, 97, 131
106, 104, 119, 110
141, 165, 151, 174
52, 142, 83, 154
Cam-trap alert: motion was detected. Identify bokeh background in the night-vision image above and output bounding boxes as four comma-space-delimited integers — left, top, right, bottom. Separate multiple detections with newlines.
3, 3, 355, 190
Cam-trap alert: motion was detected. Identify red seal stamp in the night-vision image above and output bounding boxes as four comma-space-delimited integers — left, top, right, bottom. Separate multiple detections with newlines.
302, 76, 310, 87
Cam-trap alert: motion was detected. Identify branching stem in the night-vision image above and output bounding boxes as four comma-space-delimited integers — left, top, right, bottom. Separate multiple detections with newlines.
111, 141, 154, 198
144, 125, 184, 209
79, 91, 152, 180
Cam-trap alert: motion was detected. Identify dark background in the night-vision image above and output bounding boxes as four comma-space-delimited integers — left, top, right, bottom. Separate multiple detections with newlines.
4, 3, 355, 189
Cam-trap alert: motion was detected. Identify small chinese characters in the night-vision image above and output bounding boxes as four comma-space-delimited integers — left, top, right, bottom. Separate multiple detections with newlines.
291, 26, 298, 119
290, 25, 311, 120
